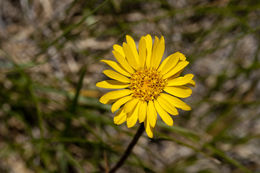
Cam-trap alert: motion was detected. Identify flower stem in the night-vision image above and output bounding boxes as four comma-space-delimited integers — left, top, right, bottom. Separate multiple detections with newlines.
109, 123, 145, 173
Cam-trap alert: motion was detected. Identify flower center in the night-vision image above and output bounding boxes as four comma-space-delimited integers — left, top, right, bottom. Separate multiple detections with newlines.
130, 68, 166, 101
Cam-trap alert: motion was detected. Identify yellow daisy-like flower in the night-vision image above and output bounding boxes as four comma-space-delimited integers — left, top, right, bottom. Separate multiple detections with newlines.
96, 35, 195, 138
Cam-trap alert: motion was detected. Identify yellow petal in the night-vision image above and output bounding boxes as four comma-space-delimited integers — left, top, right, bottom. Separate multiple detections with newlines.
124, 98, 139, 113
153, 36, 165, 69
187, 79, 196, 87
114, 108, 127, 125
123, 42, 138, 69
160, 93, 191, 111
164, 86, 192, 98
163, 61, 189, 79
145, 118, 153, 138
158, 52, 185, 75
127, 101, 140, 128
96, 80, 129, 89
103, 70, 130, 83
167, 74, 194, 86
99, 89, 132, 104
126, 35, 139, 67
154, 99, 173, 126
113, 44, 125, 57
138, 37, 146, 68
111, 95, 132, 113
150, 36, 160, 68
156, 95, 178, 116
145, 34, 152, 68
138, 101, 147, 123
101, 60, 131, 77
179, 53, 186, 61
112, 50, 135, 74
167, 70, 184, 80
147, 101, 157, 127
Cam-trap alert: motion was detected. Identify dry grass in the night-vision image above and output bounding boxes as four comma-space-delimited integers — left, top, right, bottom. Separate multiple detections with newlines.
0, 0, 259, 172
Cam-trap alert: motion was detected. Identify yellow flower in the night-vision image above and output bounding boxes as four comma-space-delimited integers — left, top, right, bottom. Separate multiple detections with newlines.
96, 35, 195, 138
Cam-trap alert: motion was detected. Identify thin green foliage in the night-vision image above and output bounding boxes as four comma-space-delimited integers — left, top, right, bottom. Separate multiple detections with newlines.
1, 0, 259, 172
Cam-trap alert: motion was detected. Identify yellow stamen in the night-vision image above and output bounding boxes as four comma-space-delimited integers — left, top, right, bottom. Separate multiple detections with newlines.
130, 68, 166, 101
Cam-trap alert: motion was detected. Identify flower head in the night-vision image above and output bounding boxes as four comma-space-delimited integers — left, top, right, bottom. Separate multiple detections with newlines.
96, 35, 195, 138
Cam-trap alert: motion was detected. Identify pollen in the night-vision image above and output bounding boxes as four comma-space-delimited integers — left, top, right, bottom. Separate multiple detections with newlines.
130, 68, 166, 101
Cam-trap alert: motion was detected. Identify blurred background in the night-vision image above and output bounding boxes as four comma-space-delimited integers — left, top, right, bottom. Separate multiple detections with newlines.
0, 0, 260, 172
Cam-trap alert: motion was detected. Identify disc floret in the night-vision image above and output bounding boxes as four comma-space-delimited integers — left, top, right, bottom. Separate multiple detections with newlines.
130, 68, 166, 101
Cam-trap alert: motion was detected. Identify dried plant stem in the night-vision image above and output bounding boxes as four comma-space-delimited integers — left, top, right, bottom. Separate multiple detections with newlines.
109, 123, 145, 173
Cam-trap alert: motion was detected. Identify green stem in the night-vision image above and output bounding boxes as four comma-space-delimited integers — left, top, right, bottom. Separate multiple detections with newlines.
109, 123, 145, 173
